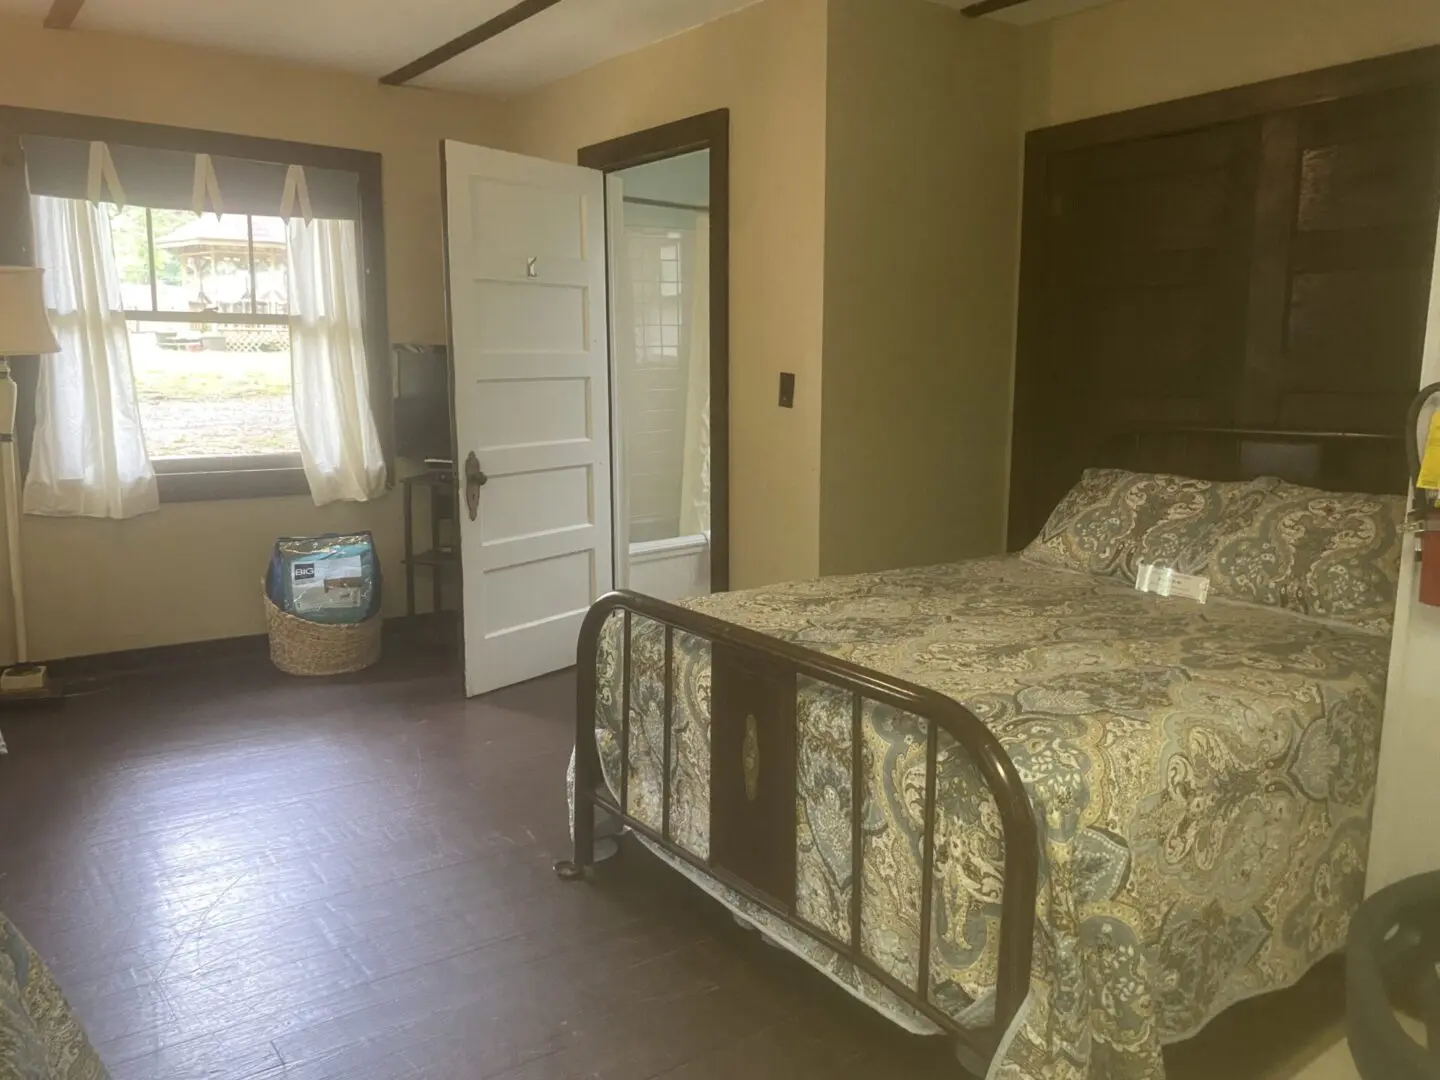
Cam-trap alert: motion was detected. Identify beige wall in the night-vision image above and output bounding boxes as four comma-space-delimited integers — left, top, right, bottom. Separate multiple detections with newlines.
501, 0, 831, 589
819, 0, 1022, 575
1368, 273, 1440, 895
0, 15, 505, 660
1022, 0, 1440, 130
16, 0, 1431, 660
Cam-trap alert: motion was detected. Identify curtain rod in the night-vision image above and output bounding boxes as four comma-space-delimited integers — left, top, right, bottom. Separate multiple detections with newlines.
624, 196, 709, 213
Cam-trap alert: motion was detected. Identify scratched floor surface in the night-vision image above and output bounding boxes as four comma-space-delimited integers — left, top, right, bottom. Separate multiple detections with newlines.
0, 647, 1351, 1079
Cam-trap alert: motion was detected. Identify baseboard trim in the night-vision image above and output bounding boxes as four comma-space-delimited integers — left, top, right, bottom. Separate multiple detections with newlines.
46, 612, 458, 679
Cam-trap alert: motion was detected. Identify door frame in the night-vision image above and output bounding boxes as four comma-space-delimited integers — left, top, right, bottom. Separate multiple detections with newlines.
580, 109, 732, 592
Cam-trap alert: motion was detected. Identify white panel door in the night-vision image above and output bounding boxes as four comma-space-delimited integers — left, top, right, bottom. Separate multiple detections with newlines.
443, 141, 613, 697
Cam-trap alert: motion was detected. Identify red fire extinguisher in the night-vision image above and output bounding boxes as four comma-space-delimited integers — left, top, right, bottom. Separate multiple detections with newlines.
1408, 382, 1440, 607
1423, 514, 1440, 608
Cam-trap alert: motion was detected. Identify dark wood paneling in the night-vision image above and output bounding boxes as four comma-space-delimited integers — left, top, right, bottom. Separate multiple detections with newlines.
1269, 83, 1440, 434
1095, 427, 1408, 495
1297, 139, 1437, 231
1287, 271, 1431, 388
1237, 113, 1301, 424
1031, 47, 1440, 155
709, 645, 798, 910
579, 111, 732, 591
1011, 48, 1440, 546
1015, 121, 1260, 541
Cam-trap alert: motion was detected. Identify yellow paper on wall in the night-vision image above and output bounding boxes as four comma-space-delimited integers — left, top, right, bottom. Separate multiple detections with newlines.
1420, 413, 1440, 491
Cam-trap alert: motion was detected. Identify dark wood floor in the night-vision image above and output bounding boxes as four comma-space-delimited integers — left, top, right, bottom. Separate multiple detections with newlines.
0, 646, 969, 1080
0, 645, 1346, 1080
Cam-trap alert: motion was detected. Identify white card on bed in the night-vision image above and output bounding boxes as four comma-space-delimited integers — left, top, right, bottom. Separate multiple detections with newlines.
1135, 563, 1210, 604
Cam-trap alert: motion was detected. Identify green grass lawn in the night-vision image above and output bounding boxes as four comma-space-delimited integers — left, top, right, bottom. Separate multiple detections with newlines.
129, 332, 299, 457
130, 334, 292, 402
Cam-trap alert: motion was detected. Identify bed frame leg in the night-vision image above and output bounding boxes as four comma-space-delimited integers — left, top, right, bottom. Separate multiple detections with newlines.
555, 790, 596, 881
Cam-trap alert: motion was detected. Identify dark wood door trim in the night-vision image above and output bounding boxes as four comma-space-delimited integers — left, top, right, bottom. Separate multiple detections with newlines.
580, 110, 732, 592
380, 0, 567, 86
43, 0, 84, 30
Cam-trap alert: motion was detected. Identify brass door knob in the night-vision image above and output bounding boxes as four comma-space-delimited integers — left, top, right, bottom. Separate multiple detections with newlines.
464, 450, 487, 522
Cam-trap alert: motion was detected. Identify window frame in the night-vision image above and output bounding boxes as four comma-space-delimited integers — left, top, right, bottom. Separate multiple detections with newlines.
119, 205, 301, 478
0, 107, 391, 504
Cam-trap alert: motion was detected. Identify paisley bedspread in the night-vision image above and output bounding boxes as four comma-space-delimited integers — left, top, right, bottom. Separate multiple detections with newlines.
0, 912, 109, 1080
589, 555, 1390, 1080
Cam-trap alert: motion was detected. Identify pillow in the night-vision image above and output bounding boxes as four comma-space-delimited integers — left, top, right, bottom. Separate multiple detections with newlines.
1207, 481, 1406, 634
1023, 468, 1258, 583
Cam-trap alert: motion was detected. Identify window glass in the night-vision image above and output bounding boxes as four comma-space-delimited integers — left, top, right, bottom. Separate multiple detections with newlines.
154, 212, 249, 314
109, 205, 154, 310
103, 205, 300, 460
127, 318, 298, 460
250, 216, 290, 315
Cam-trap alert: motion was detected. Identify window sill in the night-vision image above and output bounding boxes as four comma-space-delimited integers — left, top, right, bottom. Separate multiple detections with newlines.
156, 466, 311, 503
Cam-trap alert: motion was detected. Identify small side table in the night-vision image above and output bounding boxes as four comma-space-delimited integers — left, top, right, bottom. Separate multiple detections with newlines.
402, 470, 459, 617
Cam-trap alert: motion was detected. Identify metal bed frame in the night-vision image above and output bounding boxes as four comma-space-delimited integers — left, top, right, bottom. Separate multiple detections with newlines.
553, 421, 1410, 1070
556, 590, 1040, 1072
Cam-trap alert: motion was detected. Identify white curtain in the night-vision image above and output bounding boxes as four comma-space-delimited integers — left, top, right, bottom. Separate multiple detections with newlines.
678, 213, 711, 537
287, 217, 386, 505
25, 195, 158, 519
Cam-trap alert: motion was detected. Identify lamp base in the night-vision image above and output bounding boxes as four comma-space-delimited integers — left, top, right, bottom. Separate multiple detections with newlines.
0, 663, 62, 705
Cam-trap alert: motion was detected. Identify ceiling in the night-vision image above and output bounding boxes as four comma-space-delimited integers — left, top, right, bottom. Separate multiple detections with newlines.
0, 0, 1123, 96
0, 0, 767, 96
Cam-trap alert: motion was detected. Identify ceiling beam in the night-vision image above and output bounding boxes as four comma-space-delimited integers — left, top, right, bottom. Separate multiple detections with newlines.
959, 0, 1032, 16
380, 0, 567, 86
43, 0, 85, 30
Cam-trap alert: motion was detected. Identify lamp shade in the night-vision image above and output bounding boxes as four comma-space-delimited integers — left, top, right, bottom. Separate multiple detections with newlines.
0, 267, 59, 357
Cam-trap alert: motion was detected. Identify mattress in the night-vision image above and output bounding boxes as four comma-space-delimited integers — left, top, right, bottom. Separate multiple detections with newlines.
587, 555, 1391, 1080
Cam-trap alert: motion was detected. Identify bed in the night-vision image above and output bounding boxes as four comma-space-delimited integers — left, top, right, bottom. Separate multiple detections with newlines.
0, 912, 109, 1080
561, 458, 1407, 1080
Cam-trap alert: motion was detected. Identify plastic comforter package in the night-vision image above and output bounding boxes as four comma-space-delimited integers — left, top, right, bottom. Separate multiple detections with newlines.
266, 533, 380, 625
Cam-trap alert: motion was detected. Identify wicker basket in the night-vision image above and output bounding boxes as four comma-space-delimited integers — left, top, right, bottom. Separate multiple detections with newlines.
264, 591, 381, 676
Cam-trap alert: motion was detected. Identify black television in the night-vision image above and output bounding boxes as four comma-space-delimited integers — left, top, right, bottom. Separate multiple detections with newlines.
393, 343, 452, 462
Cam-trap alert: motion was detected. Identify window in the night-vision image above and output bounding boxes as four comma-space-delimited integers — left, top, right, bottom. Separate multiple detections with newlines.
629, 228, 685, 363
110, 208, 299, 462
0, 111, 390, 504
622, 221, 707, 544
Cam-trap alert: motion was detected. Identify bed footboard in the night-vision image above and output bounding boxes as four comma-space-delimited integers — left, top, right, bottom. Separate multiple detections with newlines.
557, 590, 1039, 1068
